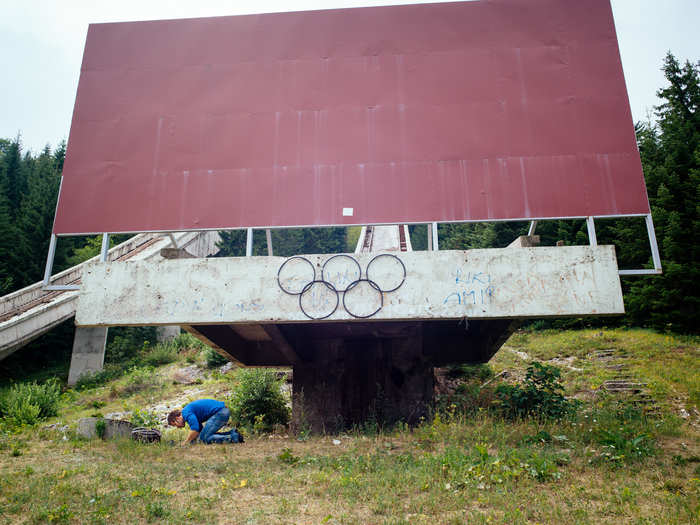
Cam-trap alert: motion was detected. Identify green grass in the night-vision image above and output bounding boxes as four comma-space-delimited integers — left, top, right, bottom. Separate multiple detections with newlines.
495, 328, 700, 413
0, 328, 697, 524
346, 226, 362, 252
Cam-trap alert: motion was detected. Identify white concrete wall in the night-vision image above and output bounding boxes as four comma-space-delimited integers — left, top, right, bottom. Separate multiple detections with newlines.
76, 246, 624, 326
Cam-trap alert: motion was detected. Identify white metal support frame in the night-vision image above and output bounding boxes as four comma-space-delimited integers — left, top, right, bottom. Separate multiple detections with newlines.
42, 234, 57, 287
586, 217, 598, 246
246, 227, 253, 257
431, 222, 439, 251
41, 233, 80, 291
266, 229, 273, 256
99, 233, 110, 262
38, 212, 663, 293
168, 233, 179, 249
618, 214, 663, 276
528, 221, 538, 236
585, 215, 662, 276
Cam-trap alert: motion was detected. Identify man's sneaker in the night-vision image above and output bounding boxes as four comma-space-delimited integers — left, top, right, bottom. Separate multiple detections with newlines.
229, 429, 244, 443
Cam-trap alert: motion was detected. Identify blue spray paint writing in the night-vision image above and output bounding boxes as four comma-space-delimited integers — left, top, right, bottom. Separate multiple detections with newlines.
328, 269, 359, 288
454, 269, 490, 285
234, 301, 264, 313
305, 287, 334, 309
443, 269, 495, 307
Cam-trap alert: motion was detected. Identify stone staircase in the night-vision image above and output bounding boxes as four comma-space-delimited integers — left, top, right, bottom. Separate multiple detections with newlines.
592, 349, 660, 415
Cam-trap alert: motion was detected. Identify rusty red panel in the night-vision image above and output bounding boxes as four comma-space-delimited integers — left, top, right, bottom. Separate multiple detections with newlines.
54, 0, 650, 235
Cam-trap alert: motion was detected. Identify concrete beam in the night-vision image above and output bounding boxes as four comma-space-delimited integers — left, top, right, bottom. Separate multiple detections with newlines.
261, 324, 302, 364
157, 326, 181, 342
76, 246, 624, 327
186, 324, 290, 366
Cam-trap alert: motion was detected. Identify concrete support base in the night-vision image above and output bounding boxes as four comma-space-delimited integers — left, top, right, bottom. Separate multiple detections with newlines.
157, 326, 181, 342
67, 327, 108, 385
291, 326, 433, 432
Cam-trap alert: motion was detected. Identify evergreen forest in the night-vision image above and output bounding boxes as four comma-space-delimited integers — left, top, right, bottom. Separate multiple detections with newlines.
0, 53, 697, 375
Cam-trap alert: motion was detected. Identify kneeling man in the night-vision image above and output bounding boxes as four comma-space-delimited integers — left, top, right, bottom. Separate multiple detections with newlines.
167, 399, 243, 445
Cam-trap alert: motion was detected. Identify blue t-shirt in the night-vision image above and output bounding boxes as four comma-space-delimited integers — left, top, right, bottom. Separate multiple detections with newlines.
181, 399, 225, 432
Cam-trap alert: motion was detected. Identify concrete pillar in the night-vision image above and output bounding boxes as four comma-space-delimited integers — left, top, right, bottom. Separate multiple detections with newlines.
157, 326, 181, 342
291, 327, 433, 433
67, 327, 108, 385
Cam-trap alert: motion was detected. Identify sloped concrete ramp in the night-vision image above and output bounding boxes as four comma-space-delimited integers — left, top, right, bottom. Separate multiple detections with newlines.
0, 231, 219, 361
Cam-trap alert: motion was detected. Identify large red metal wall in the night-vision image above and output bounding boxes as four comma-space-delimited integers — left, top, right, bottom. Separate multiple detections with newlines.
54, 0, 650, 235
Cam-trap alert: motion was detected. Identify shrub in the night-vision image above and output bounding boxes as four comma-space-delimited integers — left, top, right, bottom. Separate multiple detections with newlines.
110, 366, 161, 397
95, 418, 107, 439
203, 348, 229, 368
130, 408, 160, 428
494, 362, 579, 420
141, 342, 179, 367
170, 333, 207, 351
0, 379, 62, 426
228, 369, 290, 432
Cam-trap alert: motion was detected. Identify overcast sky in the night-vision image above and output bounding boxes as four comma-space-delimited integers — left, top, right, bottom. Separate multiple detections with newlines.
1, 0, 698, 154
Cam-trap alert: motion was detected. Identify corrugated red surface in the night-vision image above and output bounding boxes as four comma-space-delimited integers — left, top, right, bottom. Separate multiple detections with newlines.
55, 0, 650, 235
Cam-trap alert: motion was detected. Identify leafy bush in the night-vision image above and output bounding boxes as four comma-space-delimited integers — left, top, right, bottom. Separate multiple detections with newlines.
228, 369, 289, 432
203, 348, 229, 368
130, 408, 160, 428
494, 362, 579, 420
95, 418, 107, 439
0, 379, 62, 426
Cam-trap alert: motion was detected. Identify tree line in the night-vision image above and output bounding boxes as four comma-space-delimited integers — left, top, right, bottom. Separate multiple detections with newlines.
0, 53, 697, 335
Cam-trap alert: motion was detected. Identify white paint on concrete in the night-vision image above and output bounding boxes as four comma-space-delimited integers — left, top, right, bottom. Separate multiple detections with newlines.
76, 246, 624, 326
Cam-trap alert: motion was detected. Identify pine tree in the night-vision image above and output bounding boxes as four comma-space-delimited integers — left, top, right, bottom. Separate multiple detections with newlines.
2, 137, 28, 219
622, 54, 700, 332
18, 146, 62, 284
217, 227, 347, 257
0, 189, 15, 294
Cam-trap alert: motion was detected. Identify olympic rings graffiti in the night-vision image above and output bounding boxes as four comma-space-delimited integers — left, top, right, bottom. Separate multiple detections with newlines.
277, 253, 406, 319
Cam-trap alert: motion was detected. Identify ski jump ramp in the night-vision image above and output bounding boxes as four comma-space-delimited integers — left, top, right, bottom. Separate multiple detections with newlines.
0, 231, 219, 361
